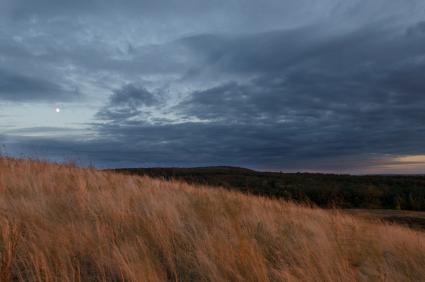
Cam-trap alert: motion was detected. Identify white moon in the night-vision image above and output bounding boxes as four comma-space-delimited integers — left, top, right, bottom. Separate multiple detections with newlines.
55, 108, 61, 113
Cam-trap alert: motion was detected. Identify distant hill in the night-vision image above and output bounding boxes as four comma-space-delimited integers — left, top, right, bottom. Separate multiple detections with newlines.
113, 167, 425, 211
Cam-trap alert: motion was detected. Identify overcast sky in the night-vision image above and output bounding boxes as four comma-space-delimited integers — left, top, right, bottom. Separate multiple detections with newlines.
1, 0, 425, 173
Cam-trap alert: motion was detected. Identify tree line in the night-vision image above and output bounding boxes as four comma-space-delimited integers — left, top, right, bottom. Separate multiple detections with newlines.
113, 167, 425, 211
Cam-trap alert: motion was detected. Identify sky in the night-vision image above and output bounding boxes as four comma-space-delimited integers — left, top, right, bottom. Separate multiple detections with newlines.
1, 0, 425, 174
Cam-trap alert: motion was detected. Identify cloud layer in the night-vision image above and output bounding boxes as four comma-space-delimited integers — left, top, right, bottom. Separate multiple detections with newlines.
1, 0, 425, 173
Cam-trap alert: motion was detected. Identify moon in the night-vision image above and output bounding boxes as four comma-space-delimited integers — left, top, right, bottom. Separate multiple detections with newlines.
55, 107, 61, 113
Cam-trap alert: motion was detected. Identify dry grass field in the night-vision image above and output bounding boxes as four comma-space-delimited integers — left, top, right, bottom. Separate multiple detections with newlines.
345, 209, 425, 231
0, 157, 424, 281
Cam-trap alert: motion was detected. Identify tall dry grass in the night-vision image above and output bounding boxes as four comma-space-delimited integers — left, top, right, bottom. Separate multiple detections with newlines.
0, 157, 424, 281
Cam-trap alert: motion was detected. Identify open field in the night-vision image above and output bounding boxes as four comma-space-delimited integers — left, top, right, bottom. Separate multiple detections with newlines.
1, 158, 425, 281
345, 209, 425, 231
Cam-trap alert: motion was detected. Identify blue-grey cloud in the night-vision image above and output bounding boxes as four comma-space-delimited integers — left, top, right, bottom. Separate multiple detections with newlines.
0, 69, 78, 101
96, 84, 159, 122
1, 0, 425, 173
89, 20, 425, 170
406, 21, 425, 36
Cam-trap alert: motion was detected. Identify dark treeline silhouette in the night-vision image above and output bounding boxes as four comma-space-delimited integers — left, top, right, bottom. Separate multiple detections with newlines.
113, 167, 425, 211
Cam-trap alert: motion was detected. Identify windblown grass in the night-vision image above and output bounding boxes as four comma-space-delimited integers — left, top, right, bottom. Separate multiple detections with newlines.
0, 157, 424, 281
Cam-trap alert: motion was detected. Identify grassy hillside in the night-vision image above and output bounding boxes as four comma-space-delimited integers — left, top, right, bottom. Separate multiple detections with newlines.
114, 167, 425, 210
345, 209, 425, 231
1, 158, 425, 281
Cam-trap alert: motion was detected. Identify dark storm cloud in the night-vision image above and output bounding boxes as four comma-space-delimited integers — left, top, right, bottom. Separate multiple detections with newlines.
406, 21, 425, 36
96, 84, 159, 122
109, 84, 157, 107
2, 0, 425, 172
90, 18, 425, 170
7, 117, 424, 172
92, 97, 425, 171
0, 69, 77, 101
179, 23, 425, 78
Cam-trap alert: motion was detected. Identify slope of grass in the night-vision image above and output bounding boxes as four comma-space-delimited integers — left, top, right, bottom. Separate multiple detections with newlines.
0, 158, 425, 281
345, 209, 425, 231
115, 167, 425, 210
